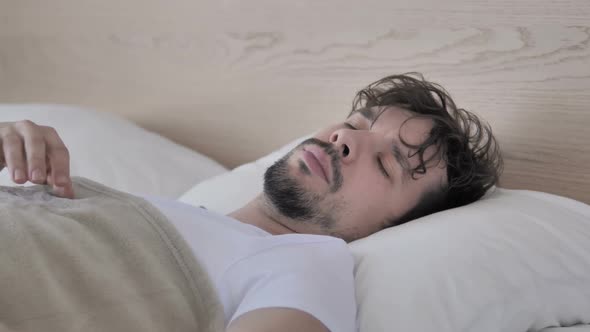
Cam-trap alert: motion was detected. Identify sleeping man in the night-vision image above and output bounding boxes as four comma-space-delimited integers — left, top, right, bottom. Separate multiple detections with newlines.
0, 73, 502, 332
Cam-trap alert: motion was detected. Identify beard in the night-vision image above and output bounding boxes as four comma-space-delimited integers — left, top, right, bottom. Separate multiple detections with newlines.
263, 138, 343, 230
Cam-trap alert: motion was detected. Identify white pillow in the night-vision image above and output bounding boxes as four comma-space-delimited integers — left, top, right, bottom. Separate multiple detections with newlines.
180, 135, 590, 332
0, 104, 228, 198
351, 189, 590, 332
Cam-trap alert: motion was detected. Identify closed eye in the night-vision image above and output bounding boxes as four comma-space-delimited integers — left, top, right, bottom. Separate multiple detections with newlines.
343, 122, 357, 130
377, 157, 389, 178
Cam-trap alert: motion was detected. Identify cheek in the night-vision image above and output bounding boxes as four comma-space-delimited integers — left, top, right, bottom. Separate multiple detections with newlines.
337, 173, 392, 224
349, 175, 387, 196
343, 161, 391, 198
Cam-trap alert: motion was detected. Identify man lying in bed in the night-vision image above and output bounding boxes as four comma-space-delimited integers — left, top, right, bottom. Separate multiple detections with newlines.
0, 73, 501, 332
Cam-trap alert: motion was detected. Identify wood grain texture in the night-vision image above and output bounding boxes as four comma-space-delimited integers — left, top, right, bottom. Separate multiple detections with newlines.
1, 0, 589, 203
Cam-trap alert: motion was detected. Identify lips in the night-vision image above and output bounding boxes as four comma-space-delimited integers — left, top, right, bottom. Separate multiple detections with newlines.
302, 146, 331, 183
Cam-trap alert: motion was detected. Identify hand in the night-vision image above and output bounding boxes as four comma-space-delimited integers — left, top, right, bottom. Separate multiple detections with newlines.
0, 120, 74, 198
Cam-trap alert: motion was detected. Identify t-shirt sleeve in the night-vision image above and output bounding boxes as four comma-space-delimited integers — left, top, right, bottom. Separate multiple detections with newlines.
224, 239, 357, 332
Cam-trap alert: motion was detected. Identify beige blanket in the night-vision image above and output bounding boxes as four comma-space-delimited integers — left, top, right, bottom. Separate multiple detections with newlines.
0, 177, 224, 332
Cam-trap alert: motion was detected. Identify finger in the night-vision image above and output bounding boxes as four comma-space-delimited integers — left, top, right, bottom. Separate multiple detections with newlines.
15, 120, 47, 184
43, 126, 71, 187
52, 182, 75, 199
45, 156, 53, 185
0, 130, 28, 184
44, 152, 73, 200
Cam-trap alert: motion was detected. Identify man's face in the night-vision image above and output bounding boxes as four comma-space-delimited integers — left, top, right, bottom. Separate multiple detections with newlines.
263, 106, 448, 242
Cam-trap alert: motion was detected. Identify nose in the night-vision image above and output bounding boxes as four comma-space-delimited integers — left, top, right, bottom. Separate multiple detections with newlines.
329, 128, 361, 165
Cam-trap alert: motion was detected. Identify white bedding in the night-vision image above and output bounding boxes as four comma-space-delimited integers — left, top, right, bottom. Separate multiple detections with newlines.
0, 104, 228, 198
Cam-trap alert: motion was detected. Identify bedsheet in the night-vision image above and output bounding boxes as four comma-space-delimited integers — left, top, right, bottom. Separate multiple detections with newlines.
0, 177, 224, 331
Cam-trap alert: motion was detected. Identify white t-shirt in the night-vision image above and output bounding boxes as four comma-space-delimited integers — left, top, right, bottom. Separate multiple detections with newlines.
142, 195, 357, 332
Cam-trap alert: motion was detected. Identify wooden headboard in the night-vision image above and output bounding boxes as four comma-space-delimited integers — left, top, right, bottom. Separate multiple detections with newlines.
1, 1, 589, 203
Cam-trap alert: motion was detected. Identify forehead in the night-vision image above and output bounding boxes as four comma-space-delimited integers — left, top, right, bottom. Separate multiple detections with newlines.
350, 106, 434, 141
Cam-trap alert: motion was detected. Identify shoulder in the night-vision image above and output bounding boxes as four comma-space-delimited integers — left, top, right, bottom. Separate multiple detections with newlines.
227, 235, 357, 332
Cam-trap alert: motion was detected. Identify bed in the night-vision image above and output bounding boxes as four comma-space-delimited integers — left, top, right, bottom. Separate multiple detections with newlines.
1, 0, 589, 331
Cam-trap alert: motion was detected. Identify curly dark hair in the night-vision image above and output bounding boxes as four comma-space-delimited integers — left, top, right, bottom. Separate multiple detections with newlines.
350, 72, 503, 226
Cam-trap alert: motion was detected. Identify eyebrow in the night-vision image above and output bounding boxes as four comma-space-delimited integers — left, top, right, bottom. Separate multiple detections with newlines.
358, 108, 375, 121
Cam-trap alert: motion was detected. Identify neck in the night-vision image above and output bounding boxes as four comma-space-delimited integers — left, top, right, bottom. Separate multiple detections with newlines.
228, 194, 298, 235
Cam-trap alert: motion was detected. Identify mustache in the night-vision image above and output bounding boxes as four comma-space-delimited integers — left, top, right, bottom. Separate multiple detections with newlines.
298, 138, 343, 192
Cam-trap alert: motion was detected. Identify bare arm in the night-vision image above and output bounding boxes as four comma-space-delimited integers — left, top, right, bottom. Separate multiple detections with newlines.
227, 308, 330, 332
